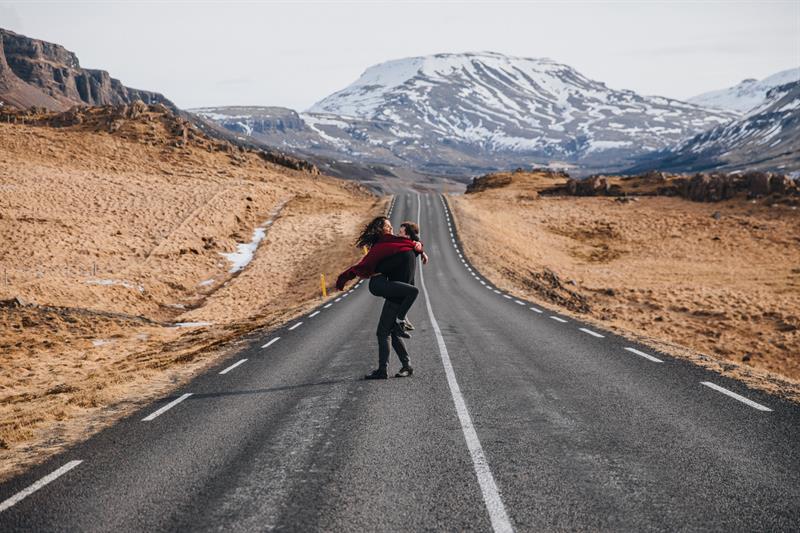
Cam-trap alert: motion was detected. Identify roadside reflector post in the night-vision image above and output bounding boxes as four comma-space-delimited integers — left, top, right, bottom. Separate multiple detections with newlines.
320, 274, 327, 298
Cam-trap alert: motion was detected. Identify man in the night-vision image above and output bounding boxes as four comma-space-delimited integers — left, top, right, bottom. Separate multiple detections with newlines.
365, 221, 427, 380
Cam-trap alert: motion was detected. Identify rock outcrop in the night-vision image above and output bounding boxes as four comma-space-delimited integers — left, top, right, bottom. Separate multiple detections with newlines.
0, 102, 320, 175
466, 168, 569, 194
0, 28, 175, 111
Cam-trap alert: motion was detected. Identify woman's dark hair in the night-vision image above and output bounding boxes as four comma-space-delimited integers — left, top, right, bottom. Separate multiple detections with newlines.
400, 221, 420, 241
355, 216, 389, 248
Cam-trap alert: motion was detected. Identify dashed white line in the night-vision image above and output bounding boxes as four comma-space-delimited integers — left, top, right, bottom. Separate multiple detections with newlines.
579, 327, 605, 338
493, 289, 501, 294
514, 300, 525, 306
262, 337, 280, 348
417, 193, 513, 533
219, 359, 247, 375
502, 294, 512, 299
309, 310, 320, 318
550, 316, 568, 323
324, 303, 333, 309
0, 460, 83, 513
624, 347, 662, 363
530, 307, 543, 313
480, 280, 487, 285
701, 381, 772, 411
288, 322, 303, 330
142, 393, 193, 421
335, 297, 342, 302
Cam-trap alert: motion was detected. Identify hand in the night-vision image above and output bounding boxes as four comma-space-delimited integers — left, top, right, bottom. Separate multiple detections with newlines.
414, 241, 423, 253
421, 252, 429, 265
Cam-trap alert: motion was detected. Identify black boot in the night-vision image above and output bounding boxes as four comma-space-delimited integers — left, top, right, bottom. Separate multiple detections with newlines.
392, 319, 411, 339
364, 368, 388, 380
395, 365, 414, 378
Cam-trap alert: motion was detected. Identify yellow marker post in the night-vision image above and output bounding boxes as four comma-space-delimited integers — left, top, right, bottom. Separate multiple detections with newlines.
363, 245, 369, 255
320, 274, 327, 298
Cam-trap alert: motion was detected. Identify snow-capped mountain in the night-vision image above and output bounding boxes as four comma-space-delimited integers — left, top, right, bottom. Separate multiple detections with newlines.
627, 80, 800, 174
195, 52, 737, 177
687, 68, 800, 113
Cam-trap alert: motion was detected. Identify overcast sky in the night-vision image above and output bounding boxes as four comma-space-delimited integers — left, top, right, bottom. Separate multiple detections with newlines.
1, 1, 798, 110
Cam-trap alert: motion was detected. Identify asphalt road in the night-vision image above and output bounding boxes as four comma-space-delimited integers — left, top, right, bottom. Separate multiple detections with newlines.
1, 192, 799, 532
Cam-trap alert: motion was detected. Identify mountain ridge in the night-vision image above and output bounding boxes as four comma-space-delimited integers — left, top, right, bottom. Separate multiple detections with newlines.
627, 80, 800, 175
0, 28, 175, 111
197, 51, 737, 178
687, 68, 800, 113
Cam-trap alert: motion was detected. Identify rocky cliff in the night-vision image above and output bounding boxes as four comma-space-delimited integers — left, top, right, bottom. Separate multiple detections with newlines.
0, 28, 175, 111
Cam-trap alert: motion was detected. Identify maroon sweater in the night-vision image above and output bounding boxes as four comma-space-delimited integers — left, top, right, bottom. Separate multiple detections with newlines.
336, 234, 423, 290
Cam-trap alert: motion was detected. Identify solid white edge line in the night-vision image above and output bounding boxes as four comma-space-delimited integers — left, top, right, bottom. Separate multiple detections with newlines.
261, 337, 280, 348
219, 358, 248, 375
309, 310, 320, 318
0, 460, 83, 513
530, 307, 543, 313
323, 303, 333, 308
420, 193, 513, 533
288, 322, 303, 330
701, 382, 772, 411
623, 347, 662, 363
142, 393, 193, 421
578, 327, 605, 338
550, 316, 567, 323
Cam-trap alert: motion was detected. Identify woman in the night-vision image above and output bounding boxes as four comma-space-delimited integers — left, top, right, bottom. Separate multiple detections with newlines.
369, 221, 426, 334
336, 216, 428, 379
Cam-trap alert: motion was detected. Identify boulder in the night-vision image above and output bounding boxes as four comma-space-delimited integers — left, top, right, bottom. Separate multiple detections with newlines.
567, 175, 609, 196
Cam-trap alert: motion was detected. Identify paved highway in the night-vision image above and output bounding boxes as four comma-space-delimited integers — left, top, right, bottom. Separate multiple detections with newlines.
1, 192, 798, 531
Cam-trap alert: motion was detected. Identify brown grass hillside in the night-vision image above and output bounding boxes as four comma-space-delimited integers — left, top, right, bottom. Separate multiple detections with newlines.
0, 103, 383, 480
452, 170, 800, 401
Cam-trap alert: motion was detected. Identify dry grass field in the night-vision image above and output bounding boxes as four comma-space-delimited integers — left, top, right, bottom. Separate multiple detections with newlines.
451, 170, 800, 401
0, 104, 383, 480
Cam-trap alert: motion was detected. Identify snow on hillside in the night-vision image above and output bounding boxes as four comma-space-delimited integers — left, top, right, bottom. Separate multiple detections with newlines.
306, 52, 734, 162
687, 68, 800, 113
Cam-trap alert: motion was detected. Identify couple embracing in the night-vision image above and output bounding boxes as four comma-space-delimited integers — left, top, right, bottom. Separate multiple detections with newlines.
336, 216, 429, 380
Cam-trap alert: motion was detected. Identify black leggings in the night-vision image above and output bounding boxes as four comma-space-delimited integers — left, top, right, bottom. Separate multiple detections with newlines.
368, 275, 419, 321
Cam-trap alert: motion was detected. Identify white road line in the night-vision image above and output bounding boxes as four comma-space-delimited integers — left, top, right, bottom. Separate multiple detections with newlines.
624, 347, 662, 363
0, 460, 83, 513
288, 322, 303, 330
335, 297, 342, 302
219, 359, 247, 375
142, 393, 192, 421
418, 193, 513, 533
493, 289, 501, 294
324, 303, 333, 309
503, 294, 512, 299
550, 316, 568, 323
514, 300, 525, 306
309, 310, 320, 318
262, 337, 280, 348
530, 307, 543, 313
579, 327, 605, 338
480, 280, 486, 285
701, 382, 772, 411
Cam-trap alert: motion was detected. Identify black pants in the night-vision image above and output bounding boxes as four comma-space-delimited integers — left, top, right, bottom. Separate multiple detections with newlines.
375, 300, 410, 370
368, 275, 419, 321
